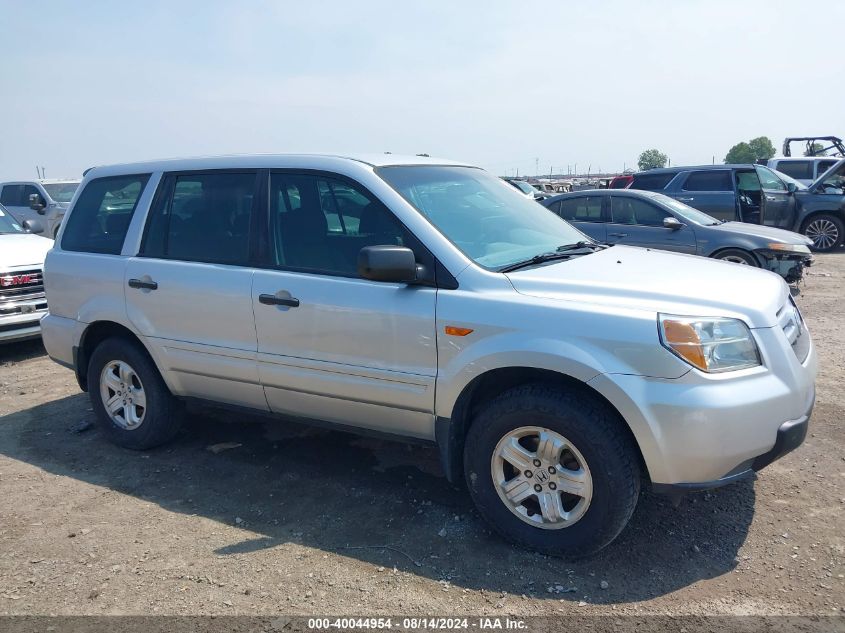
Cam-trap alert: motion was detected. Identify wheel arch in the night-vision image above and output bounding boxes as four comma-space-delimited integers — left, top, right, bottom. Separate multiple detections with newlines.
436, 366, 648, 486
708, 246, 762, 266
75, 320, 160, 392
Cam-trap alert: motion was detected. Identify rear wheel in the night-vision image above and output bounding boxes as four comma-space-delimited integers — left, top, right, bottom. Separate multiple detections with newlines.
801, 214, 843, 252
712, 248, 758, 266
87, 337, 181, 449
463, 384, 640, 558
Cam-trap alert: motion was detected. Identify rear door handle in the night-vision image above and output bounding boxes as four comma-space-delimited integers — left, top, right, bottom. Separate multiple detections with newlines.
128, 278, 158, 290
609, 232, 628, 237
259, 293, 300, 308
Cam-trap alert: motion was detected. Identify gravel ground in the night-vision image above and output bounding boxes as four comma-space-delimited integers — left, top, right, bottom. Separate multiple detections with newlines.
0, 252, 843, 617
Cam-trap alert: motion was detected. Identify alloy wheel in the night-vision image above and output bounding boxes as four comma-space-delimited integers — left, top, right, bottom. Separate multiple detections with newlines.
99, 360, 147, 430
805, 219, 840, 250
491, 426, 593, 530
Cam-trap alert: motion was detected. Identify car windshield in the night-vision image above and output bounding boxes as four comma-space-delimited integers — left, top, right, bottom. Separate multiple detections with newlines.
43, 182, 80, 202
652, 194, 722, 226
0, 205, 24, 234
508, 180, 535, 195
377, 166, 590, 270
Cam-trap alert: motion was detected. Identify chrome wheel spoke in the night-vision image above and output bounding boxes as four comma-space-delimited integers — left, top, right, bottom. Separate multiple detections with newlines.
555, 467, 589, 497
536, 430, 563, 464
538, 491, 566, 524
103, 371, 121, 392
105, 393, 123, 414
499, 437, 533, 471
130, 386, 146, 409
501, 475, 533, 505
118, 362, 133, 385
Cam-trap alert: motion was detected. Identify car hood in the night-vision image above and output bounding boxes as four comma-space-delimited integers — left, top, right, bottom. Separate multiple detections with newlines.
0, 233, 53, 269
505, 245, 788, 328
708, 221, 813, 246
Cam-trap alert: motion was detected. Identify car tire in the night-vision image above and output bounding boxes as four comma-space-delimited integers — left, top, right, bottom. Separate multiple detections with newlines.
463, 383, 640, 558
801, 214, 844, 252
712, 248, 758, 266
87, 337, 181, 449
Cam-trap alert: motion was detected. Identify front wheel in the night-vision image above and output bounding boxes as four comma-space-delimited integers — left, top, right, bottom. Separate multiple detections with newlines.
463, 384, 640, 558
802, 214, 844, 252
712, 248, 758, 266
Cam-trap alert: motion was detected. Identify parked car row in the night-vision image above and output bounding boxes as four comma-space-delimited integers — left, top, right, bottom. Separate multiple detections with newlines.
608, 160, 845, 252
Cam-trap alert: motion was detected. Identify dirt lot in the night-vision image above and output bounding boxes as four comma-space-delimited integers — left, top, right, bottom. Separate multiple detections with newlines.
0, 253, 843, 618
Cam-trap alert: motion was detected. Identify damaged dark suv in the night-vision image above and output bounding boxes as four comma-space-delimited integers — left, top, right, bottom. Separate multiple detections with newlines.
626, 161, 845, 252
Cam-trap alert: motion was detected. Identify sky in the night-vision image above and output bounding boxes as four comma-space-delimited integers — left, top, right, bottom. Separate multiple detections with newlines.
1, 0, 843, 179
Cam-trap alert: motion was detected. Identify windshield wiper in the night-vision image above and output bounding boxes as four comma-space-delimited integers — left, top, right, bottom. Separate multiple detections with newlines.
499, 242, 604, 273
555, 240, 606, 253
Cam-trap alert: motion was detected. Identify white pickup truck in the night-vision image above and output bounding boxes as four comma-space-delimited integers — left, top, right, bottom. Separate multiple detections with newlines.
0, 204, 52, 343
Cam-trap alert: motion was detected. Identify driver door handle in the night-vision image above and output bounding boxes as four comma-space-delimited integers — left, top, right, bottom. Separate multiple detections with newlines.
677, 197, 695, 202
765, 195, 777, 201
259, 293, 300, 308
609, 232, 628, 238
128, 278, 158, 290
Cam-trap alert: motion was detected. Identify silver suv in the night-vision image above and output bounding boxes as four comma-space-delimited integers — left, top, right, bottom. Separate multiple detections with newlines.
41, 155, 817, 557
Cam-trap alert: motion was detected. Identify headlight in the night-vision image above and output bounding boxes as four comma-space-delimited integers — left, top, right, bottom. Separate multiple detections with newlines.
765, 242, 811, 253
658, 314, 761, 373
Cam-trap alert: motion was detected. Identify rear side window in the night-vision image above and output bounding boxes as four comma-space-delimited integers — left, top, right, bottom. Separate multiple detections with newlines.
682, 170, 732, 192
630, 173, 675, 191
0, 185, 21, 206
775, 161, 812, 180
558, 197, 604, 222
61, 175, 149, 255
142, 171, 257, 266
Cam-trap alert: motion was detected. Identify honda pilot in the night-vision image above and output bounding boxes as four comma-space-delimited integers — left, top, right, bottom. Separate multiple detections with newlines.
41, 154, 817, 557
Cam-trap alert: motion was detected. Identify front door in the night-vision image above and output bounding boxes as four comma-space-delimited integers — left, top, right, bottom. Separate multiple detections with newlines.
756, 166, 797, 229
125, 170, 267, 410
0, 184, 40, 226
606, 195, 697, 253
252, 171, 438, 439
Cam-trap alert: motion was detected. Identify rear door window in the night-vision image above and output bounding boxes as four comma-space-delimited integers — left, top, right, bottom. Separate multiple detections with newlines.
630, 173, 675, 191
0, 185, 21, 206
142, 171, 257, 266
61, 175, 150, 255
558, 197, 604, 222
682, 170, 733, 191
775, 161, 812, 180
611, 197, 669, 226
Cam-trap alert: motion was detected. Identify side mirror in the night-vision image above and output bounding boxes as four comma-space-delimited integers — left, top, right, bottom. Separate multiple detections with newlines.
663, 216, 684, 230
358, 245, 418, 283
22, 219, 45, 234
786, 182, 797, 194
29, 193, 46, 214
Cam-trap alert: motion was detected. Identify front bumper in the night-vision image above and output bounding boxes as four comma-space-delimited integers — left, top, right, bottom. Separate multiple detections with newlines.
587, 325, 817, 487
651, 400, 811, 495
0, 311, 47, 343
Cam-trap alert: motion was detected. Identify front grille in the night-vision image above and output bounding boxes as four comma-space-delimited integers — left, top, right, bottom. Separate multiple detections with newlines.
777, 297, 810, 362
0, 269, 45, 303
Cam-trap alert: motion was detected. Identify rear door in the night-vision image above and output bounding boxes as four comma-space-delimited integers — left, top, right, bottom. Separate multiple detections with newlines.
252, 170, 438, 439
606, 195, 696, 253
674, 170, 737, 221
125, 170, 267, 410
549, 195, 607, 242
756, 166, 798, 229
